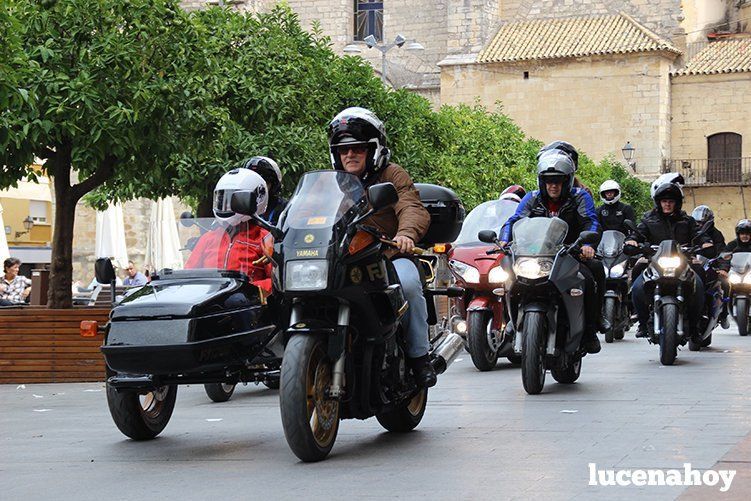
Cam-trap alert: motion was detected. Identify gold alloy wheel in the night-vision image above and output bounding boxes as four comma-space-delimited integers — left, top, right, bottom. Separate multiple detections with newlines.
139, 386, 170, 418
406, 389, 427, 416
306, 347, 339, 448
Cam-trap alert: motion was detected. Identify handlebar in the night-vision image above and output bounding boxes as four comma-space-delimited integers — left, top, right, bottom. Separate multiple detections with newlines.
380, 238, 426, 255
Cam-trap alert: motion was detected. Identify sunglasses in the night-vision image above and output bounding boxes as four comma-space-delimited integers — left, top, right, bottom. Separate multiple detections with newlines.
338, 144, 369, 154
544, 176, 566, 185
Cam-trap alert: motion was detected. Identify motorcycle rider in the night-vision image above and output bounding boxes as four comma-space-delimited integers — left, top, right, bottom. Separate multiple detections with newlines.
726, 220, 751, 253
691, 205, 730, 329
241, 156, 287, 225
499, 184, 527, 203
327, 107, 436, 388
185, 168, 272, 293
538, 140, 594, 198
499, 149, 605, 354
626, 183, 710, 338
597, 180, 636, 234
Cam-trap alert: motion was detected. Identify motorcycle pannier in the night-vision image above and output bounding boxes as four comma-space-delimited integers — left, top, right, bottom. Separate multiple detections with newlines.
415, 184, 465, 245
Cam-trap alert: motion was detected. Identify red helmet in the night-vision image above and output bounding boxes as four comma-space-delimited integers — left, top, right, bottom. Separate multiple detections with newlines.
499, 185, 526, 202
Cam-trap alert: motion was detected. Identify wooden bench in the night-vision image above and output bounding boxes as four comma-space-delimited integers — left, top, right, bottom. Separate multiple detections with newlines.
0, 307, 110, 384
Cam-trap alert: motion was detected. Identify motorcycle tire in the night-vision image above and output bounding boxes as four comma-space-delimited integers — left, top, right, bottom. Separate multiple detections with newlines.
737, 298, 749, 337
521, 311, 546, 395
551, 358, 582, 384
203, 383, 236, 402
507, 354, 522, 365
262, 379, 280, 390
659, 304, 679, 366
376, 389, 428, 433
467, 311, 498, 371
701, 334, 712, 348
688, 337, 701, 352
106, 384, 177, 440
603, 297, 617, 344
280, 334, 339, 462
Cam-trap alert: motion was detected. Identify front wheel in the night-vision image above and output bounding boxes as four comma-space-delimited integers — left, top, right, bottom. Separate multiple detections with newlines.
551, 359, 582, 384
737, 298, 749, 337
603, 297, 617, 343
659, 304, 679, 366
467, 311, 498, 371
106, 384, 177, 440
279, 335, 340, 462
376, 389, 428, 432
203, 383, 236, 402
521, 312, 547, 395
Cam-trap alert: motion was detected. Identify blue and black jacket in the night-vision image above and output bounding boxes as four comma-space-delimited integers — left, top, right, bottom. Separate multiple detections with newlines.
500, 188, 600, 245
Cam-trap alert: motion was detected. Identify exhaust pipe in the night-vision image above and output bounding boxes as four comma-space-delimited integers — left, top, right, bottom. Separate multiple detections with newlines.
431, 332, 464, 374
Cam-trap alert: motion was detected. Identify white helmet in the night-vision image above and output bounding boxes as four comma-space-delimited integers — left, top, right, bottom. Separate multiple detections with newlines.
650, 173, 684, 198
498, 193, 522, 203
213, 168, 268, 226
599, 180, 621, 205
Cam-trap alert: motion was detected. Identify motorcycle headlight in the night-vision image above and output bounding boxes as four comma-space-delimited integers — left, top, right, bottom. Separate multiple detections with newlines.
513, 258, 553, 279
609, 263, 626, 278
730, 271, 742, 284
449, 260, 480, 283
488, 266, 509, 284
285, 260, 328, 291
657, 256, 682, 271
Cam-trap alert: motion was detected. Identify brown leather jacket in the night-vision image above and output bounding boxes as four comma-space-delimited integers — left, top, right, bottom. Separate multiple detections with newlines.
365, 163, 430, 244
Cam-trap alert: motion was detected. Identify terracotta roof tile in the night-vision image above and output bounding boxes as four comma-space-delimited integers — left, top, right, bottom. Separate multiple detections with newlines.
673, 38, 751, 76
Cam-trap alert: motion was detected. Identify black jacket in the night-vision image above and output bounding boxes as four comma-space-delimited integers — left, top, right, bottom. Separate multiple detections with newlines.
631, 209, 705, 246
597, 201, 636, 234
726, 239, 751, 253
264, 197, 288, 226
501, 188, 600, 245
703, 226, 726, 258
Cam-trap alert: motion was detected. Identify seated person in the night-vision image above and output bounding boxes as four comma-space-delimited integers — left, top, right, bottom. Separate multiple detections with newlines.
185, 168, 272, 294
0, 257, 32, 306
123, 261, 148, 286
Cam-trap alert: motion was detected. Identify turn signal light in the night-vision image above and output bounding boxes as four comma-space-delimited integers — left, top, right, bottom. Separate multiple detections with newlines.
433, 243, 450, 254
349, 231, 376, 255
80, 320, 99, 338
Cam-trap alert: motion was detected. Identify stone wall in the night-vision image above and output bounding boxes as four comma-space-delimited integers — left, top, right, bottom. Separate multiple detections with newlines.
670, 73, 751, 160
440, 53, 674, 175
684, 185, 751, 238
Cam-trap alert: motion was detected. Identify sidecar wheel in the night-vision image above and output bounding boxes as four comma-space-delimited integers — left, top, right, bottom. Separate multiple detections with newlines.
106, 384, 177, 440
280, 335, 339, 462
376, 389, 428, 432
204, 383, 236, 402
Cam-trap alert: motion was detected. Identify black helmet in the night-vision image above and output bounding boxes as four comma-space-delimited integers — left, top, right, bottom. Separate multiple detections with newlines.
691, 205, 714, 226
241, 156, 282, 200
537, 150, 575, 199
328, 107, 390, 185
652, 182, 684, 212
538, 140, 579, 169
736, 219, 751, 237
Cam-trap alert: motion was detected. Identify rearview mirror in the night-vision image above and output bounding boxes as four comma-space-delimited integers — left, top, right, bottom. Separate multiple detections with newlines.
179, 211, 195, 227
368, 183, 398, 211
94, 257, 116, 285
478, 230, 498, 244
230, 190, 257, 217
579, 231, 600, 246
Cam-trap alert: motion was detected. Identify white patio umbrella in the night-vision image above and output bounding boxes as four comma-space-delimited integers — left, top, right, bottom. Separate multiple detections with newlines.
95, 202, 129, 270
0, 203, 10, 262
145, 197, 183, 272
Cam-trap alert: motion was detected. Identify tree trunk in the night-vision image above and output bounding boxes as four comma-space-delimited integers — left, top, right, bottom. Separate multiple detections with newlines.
197, 193, 213, 218
47, 148, 77, 309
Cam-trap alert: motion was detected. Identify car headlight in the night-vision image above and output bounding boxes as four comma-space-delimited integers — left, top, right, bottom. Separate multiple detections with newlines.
488, 266, 509, 284
285, 260, 328, 291
450, 260, 480, 283
657, 256, 682, 270
730, 271, 742, 284
513, 258, 553, 279
609, 263, 625, 278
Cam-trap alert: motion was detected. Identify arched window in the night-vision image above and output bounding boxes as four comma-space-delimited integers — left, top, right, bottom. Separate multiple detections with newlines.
355, 0, 383, 42
707, 132, 742, 183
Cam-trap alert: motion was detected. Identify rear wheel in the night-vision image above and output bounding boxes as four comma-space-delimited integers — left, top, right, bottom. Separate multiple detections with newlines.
106, 384, 177, 440
467, 311, 498, 371
551, 358, 582, 384
203, 383, 236, 402
659, 304, 678, 366
521, 312, 546, 395
603, 297, 617, 343
507, 354, 522, 365
376, 389, 428, 432
701, 334, 712, 348
279, 335, 339, 462
737, 298, 749, 337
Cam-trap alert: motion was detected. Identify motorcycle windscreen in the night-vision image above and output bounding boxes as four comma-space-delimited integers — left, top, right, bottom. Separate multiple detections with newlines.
454, 200, 518, 246
280, 170, 365, 236
731, 252, 751, 273
511, 217, 568, 256
598, 230, 626, 257
178, 217, 262, 277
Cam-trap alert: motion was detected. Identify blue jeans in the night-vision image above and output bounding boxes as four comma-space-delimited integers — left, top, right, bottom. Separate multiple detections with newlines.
631, 273, 704, 330
393, 258, 430, 358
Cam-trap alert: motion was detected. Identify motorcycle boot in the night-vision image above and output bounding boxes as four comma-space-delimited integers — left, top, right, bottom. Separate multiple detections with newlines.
408, 355, 437, 388
582, 327, 602, 354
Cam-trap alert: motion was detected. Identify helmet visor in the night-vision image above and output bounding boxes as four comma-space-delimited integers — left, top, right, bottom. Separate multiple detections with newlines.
213, 189, 241, 216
